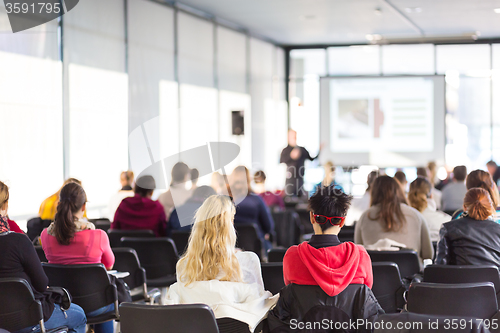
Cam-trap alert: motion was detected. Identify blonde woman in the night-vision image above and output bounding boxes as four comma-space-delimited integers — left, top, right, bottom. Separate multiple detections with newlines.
408, 177, 451, 242
165, 195, 278, 332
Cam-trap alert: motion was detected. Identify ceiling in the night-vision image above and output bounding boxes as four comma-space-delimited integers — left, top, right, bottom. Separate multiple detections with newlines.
176, 0, 500, 46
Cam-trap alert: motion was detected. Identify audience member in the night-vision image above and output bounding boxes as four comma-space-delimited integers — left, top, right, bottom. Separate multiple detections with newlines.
408, 177, 451, 242
253, 170, 285, 211
437, 188, 500, 268
0, 182, 24, 234
487, 160, 500, 186
165, 195, 278, 331
108, 171, 135, 221
0, 181, 87, 333
267, 186, 383, 331
158, 162, 193, 219
417, 166, 442, 210
229, 166, 274, 249
345, 170, 378, 225
393, 170, 408, 195
354, 176, 433, 262
41, 182, 115, 333
452, 169, 500, 220
39, 178, 84, 220
211, 172, 226, 194
441, 165, 467, 215
112, 175, 167, 237
168, 185, 216, 232
190, 168, 199, 191
309, 161, 344, 197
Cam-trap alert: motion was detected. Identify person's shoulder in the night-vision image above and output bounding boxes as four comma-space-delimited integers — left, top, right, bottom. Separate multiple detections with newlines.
236, 251, 261, 267
283, 245, 299, 262
402, 203, 424, 218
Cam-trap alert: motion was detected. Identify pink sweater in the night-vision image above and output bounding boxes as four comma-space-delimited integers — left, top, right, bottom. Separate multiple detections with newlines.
41, 229, 115, 269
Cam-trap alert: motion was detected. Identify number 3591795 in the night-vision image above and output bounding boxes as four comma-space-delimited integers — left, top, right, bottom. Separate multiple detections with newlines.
5, 3, 61, 14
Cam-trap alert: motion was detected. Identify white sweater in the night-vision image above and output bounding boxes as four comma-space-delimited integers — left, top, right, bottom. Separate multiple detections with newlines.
165, 251, 278, 332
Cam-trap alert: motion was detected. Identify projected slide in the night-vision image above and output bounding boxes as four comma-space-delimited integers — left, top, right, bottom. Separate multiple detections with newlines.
330, 77, 434, 153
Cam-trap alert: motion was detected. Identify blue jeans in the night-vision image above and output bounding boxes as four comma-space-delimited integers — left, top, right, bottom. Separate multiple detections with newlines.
87, 303, 115, 333
15, 303, 86, 333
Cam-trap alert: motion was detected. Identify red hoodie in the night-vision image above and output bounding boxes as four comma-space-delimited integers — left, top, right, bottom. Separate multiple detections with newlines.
112, 195, 167, 237
283, 241, 373, 297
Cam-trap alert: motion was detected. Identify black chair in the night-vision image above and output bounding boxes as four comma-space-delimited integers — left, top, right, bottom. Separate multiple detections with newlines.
271, 210, 303, 247
267, 248, 287, 262
371, 262, 405, 313
90, 218, 111, 233
121, 237, 178, 289
119, 303, 219, 333
375, 312, 490, 333
407, 282, 498, 319
261, 262, 285, 295
368, 250, 421, 279
217, 318, 251, 333
27, 217, 52, 241
0, 278, 68, 333
112, 248, 161, 304
424, 265, 500, 302
338, 225, 355, 243
107, 229, 155, 248
170, 230, 191, 256
42, 263, 119, 324
235, 223, 264, 260
34, 245, 48, 262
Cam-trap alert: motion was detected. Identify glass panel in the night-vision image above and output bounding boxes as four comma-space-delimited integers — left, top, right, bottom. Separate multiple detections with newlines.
328, 45, 380, 75
382, 44, 435, 75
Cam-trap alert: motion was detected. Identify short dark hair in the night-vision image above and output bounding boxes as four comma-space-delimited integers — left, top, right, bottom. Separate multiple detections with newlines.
487, 160, 498, 167
192, 185, 216, 200
394, 171, 407, 184
254, 170, 266, 184
190, 168, 199, 182
134, 175, 155, 197
416, 167, 428, 178
308, 185, 352, 232
171, 162, 190, 184
453, 165, 467, 181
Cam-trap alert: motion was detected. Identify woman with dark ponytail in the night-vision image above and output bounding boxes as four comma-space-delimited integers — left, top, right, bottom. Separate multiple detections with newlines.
436, 188, 500, 268
41, 182, 116, 333
0, 181, 87, 333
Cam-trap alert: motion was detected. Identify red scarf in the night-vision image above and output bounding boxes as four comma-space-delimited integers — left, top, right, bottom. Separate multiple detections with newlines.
0, 216, 10, 234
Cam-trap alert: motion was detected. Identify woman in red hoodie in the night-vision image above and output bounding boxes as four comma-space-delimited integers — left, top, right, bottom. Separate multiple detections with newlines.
267, 185, 383, 332
112, 175, 167, 237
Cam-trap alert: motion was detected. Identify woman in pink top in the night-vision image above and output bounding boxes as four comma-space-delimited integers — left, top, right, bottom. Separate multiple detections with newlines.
41, 183, 115, 333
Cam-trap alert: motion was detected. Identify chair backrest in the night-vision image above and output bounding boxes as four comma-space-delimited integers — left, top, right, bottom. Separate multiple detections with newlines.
121, 237, 178, 279
170, 230, 191, 256
234, 224, 263, 260
217, 318, 250, 333
424, 265, 500, 293
371, 262, 404, 313
34, 245, 47, 262
261, 262, 285, 295
0, 278, 43, 331
272, 210, 303, 247
367, 250, 421, 278
407, 282, 498, 319
90, 219, 111, 233
107, 229, 155, 248
42, 263, 118, 314
112, 247, 146, 290
267, 248, 287, 262
119, 303, 219, 333
338, 225, 355, 243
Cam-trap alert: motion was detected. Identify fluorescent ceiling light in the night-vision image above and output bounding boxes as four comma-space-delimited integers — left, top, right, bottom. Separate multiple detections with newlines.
494, 8, 500, 13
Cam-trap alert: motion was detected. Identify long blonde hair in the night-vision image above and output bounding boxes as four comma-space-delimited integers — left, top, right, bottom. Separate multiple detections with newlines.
176, 195, 242, 286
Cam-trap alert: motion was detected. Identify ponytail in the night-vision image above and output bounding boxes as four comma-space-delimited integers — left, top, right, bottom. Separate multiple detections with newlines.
408, 177, 431, 213
464, 188, 495, 221
54, 182, 87, 245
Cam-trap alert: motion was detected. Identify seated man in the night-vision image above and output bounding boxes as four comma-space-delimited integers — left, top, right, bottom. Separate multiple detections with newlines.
112, 175, 167, 237
168, 185, 216, 232
267, 185, 383, 332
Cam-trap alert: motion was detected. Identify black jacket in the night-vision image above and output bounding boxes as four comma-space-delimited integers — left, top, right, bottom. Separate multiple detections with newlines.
267, 284, 384, 333
436, 216, 500, 268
